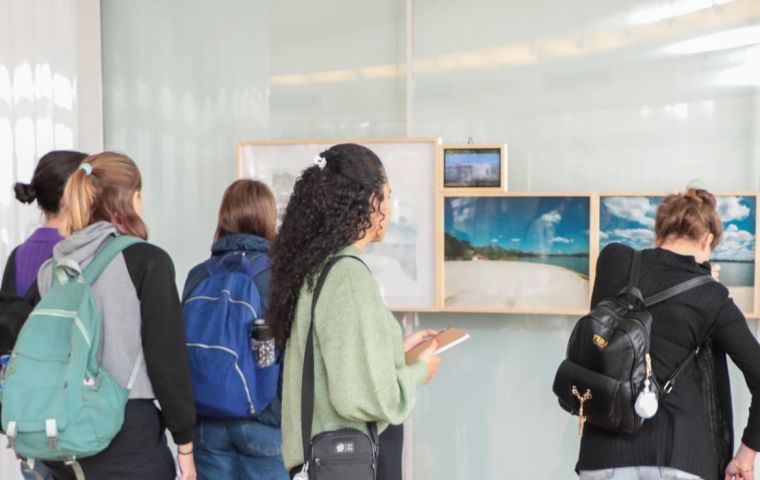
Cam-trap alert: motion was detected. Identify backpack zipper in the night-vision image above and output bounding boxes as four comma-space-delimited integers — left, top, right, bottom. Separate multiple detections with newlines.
185, 290, 259, 318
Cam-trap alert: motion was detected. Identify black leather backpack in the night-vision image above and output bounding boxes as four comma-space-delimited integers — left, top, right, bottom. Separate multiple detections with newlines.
552, 250, 714, 435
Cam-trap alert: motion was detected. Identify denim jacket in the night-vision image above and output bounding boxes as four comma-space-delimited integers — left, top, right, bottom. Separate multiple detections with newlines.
182, 233, 281, 427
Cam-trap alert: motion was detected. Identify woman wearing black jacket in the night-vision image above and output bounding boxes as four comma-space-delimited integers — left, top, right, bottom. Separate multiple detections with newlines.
578, 189, 760, 480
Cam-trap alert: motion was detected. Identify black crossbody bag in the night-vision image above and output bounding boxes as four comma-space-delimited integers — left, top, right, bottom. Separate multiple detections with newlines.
294, 255, 379, 480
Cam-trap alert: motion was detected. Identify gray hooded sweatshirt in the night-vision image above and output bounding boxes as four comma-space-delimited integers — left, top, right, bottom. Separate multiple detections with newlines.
38, 222, 153, 398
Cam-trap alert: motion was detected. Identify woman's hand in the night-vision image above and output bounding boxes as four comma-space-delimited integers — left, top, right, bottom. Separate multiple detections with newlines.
176, 443, 197, 480
404, 329, 439, 353
725, 443, 755, 480
416, 340, 441, 384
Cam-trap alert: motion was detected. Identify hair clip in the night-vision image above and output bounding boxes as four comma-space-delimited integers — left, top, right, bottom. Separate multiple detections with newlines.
312, 155, 326, 170
79, 163, 93, 176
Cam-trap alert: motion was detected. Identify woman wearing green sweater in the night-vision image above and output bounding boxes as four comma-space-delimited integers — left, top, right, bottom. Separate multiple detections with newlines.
268, 143, 440, 479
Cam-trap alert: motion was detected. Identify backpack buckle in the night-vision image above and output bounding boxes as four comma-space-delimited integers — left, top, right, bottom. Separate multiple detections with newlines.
663, 380, 674, 394
5, 421, 16, 449
45, 419, 60, 451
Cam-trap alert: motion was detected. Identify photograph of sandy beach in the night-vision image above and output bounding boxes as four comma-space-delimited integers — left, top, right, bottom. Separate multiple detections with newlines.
444, 196, 591, 312
601, 195, 757, 313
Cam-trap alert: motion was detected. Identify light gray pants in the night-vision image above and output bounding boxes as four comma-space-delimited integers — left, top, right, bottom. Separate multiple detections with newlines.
579, 467, 702, 480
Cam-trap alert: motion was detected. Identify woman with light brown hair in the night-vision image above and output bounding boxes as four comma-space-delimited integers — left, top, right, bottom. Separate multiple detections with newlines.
577, 188, 760, 480
182, 179, 288, 480
36, 152, 197, 480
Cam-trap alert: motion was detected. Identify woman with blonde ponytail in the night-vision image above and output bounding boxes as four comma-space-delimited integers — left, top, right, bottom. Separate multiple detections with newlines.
36, 152, 197, 480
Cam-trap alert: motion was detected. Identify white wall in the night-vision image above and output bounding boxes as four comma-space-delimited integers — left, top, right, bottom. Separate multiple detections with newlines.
0, 0, 103, 477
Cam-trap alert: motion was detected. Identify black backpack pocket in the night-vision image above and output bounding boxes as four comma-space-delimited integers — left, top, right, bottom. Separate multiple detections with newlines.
553, 359, 621, 423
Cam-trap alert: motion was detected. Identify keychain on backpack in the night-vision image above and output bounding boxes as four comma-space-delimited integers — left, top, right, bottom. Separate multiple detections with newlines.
635, 353, 659, 419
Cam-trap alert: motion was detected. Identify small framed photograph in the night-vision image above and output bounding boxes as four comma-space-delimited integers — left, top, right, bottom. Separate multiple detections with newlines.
441, 144, 507, 191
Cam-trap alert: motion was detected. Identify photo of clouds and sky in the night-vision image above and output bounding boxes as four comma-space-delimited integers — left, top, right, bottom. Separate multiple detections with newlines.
600, 195, 756, 292
444, 196, 591, 312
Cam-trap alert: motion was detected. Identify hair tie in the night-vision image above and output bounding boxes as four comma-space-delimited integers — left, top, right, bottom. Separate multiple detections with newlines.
79, 163, 93, 176
312, 155, 326, 170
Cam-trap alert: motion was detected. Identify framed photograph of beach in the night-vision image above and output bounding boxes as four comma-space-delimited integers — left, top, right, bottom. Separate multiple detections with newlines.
441, 144, 508, 192
237, 138, 441, 311
440, 193, 594, 314
599, 193, 759, 317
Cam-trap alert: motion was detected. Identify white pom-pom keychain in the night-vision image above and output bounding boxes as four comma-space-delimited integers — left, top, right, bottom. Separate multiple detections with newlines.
635, 353, 659, 419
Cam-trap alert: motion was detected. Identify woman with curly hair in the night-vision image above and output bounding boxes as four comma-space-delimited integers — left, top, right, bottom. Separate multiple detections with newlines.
269, 143, 440, 479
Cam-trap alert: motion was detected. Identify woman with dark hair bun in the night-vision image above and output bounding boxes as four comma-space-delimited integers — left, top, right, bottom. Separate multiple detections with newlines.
6, 150, 87, 296
577, 188, 760, 480
2, 150, 86, 480
269, 143, 440, 479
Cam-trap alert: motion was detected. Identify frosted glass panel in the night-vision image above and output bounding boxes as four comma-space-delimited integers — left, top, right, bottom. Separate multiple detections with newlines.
269, 0, 406, 138
412, 0, 760, 192
101, 0, 271, 281
0, 0, 81, 264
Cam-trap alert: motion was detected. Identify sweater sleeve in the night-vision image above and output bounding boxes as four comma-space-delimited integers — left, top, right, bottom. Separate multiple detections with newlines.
314, 258, 428, 425
124, 244, 196, 444
711, 296, 760, 450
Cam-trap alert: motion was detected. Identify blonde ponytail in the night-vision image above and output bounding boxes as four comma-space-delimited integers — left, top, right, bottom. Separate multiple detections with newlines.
60, 164, 99, 236
58, 152, 147, 239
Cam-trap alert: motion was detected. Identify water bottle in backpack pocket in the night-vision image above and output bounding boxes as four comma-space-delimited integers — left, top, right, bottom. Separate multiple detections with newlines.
183, 253, 280, 419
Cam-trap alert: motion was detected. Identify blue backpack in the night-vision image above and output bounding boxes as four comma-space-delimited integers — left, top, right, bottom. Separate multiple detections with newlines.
183, 252, 280, 419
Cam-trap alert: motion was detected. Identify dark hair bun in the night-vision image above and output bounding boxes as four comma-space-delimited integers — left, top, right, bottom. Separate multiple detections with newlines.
14, 182, 36, 204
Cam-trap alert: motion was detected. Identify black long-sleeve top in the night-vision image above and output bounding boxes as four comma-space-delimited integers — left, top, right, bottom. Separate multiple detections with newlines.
124, 243, 196, 444
577, 243, 760, 480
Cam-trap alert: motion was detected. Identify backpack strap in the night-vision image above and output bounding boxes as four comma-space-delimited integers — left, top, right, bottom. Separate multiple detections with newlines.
126, 354, 144, 390
644, 275, 715, 394
247, 254, 270, 277
628, 250, 642, 288
643, 275, 715, 308
301, 255, 378, 465
205, 252, 270, 278
82, 235, 144, 286
620, 250, 644, 306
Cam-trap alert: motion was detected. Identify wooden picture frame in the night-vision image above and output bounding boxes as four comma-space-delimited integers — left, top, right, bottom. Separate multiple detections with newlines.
437, 191, 596, 315
237, 137, 442, 312
440, 144, 508, 193
597, 192, 760, 318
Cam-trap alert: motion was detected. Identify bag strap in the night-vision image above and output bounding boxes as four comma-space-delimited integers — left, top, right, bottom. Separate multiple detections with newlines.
301, 254, 378, 463
646, 275, 715, 394
644, 275, 715, 307
82, 235, 144, 286
628, 250, 642, 289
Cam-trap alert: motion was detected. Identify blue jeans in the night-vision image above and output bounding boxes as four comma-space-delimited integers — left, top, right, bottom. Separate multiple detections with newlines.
195, 418, 288, 480
19, 456, 53, 480
580, 467, 702, 479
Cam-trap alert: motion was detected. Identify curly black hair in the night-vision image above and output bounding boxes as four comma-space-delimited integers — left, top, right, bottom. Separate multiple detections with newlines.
269, 143, 386, 348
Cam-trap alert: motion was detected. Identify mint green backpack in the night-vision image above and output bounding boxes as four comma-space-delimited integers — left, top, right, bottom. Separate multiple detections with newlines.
0, 235, 143, 475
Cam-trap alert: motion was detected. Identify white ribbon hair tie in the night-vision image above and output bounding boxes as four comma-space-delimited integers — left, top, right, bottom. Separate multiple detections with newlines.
312, 155, 327, 170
